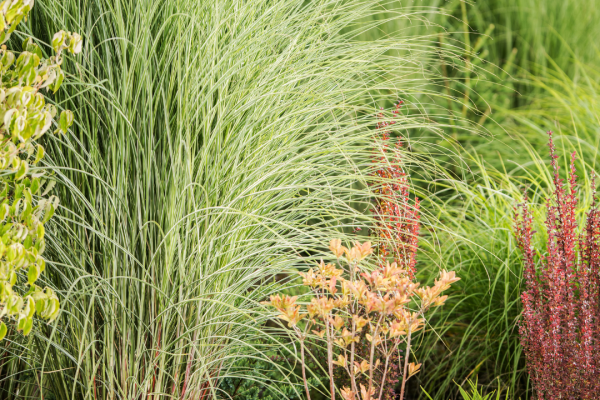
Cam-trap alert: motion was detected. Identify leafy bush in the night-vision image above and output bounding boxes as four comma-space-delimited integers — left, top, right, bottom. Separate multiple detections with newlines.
514, 132, 600, 399
0, 0, 79, 340
265, 240, 459, 400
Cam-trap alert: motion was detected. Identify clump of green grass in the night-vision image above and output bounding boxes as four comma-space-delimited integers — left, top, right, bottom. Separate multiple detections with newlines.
369, 7, 600, 395
0, 1, 463, 398
424, 378, 503, 400
413, 57, 600, 399
350, 0, 600, 145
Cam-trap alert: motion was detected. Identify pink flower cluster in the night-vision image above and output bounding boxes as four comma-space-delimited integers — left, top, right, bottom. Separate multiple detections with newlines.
514, 132, 600, 399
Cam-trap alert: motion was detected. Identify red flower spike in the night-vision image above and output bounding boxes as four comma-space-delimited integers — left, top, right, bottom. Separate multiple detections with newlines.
514, 131, 600, 399
370, 101, 420, 279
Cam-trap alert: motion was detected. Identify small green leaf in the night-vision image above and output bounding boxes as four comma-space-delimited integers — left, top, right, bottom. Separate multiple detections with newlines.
32, 45, 43, 59
36, 222, 44, 238
7, 245, 16, 262
58, 110, 74, 133
34, 237, 45, 254
23, 64, 37, 85
33, 145, 45, 164
10, 198, 20, 216
0, 50, 14, 70
23, 234, 32, 249
17, 316, 25, 331
9, 271, 17, 286
15, 160, 28, 180
51, 70, 64, 94
0, 203, 8, 221
48, 299, 60, 321
0, 322, 7, 341
35, 112, 52, 138
14, 183, 24, 200
22, 37, 32, 51
23, 187, 32, 204
27, 298, 36, 318
3, 108, 18, 133
28, 265, 39, 284
22, 317, 33, 336
30, 178, 40, 194
41, 180, 56, 196
35, 297, 44, 315
42, 204, 55, 223
52, 30, 67, 53
1, 231, 10, 245
47, 105, 57, 119
69, 33, 83, 54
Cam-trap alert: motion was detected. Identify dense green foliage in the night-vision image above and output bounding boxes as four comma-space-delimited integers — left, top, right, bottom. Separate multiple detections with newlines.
412, 3, 600, 398
0, 0, 598, 399
0, 0, 79, 343
0, 0, 458, 398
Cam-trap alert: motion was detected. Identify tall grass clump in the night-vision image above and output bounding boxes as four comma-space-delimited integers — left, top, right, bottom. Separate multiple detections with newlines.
350, 0, 600, 148
413, 155, 596, 399
413, 58, 600, 399
440, 0, 600, 78
412, 159, 532, 399
350, 0, 600, 73
0, 1, 463, 398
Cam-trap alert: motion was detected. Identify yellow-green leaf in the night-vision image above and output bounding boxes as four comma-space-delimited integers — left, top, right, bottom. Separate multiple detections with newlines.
41, 204, 54, 223
30, 177, 40, 194
22, 317, 33, 335
52, 30, 67, 53
0, 322, 7, 340
15, 160, 28, 180
33, 144, 44, 164
27, 265, 38, 284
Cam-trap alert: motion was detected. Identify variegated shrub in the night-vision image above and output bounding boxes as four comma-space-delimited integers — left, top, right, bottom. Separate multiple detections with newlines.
0, 0, 81, 340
